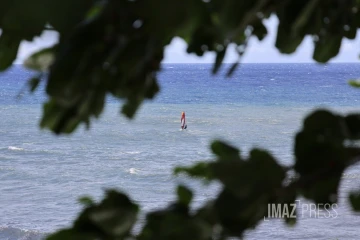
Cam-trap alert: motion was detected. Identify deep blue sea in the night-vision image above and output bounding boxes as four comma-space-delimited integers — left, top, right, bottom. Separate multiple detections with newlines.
1, 63, 360, 239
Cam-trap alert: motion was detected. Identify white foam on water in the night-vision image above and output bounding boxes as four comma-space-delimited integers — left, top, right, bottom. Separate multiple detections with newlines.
0, 226, 45, 240
129, 168, 140, 174
125, 151, 141, 155
8, 146, 24, 151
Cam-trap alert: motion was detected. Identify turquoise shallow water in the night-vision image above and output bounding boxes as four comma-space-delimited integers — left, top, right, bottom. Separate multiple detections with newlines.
1, 64, 360, 239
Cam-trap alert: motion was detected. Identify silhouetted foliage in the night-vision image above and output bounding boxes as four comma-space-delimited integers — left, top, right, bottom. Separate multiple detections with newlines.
1, 0, 360, 239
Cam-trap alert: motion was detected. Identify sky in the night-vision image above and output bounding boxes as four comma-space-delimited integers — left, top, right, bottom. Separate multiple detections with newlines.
16, 16, 360, 64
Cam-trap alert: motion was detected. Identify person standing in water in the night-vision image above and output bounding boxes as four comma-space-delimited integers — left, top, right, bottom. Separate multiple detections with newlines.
181, 111, 187, 129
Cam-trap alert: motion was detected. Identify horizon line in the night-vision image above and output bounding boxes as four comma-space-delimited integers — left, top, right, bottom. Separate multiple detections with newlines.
14, 62, 360, 66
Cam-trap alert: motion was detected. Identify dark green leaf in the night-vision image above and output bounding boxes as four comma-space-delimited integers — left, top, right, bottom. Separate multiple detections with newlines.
121, 98, 142, 119
78, 196, 95, 207
345, 114, 360, 140
139, 204, 212, 240
226, 61, 240, 78
0, 32, 21, 71
302, 110, 345, 141
212, 46, 227, 74
177, 185, 193, 206
211, 140, 240, 160
251, 21, 267, 41
275, 1, 308, 54
275, 24, 305, 54
74, 190, 138, 237
291, 0, 320, 36
174, 162, 213, 180
24, 45, 57, 71
214, 189, 267, 237
84, 1, 106, 22
212, 148, 285, 198
46, 229, 96, 240
195, 201, 217, 226
0, 0, 48, 40
348, 80, 360, 88
294, 110, 347, 204
313, 36, 342, 63
344, 25, 357, 40
349, 192, 360, 211
28, 75, 42, 93
46, 0, 94, 34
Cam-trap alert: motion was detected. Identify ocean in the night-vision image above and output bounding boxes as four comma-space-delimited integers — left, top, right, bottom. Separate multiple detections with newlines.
1, 63, 360, 239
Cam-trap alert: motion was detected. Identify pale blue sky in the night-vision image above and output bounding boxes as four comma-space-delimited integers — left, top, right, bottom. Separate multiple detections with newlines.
17, 16, 360, 64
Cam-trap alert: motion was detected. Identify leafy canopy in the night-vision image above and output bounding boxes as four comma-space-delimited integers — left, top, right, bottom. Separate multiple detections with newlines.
1, 0, 360, 239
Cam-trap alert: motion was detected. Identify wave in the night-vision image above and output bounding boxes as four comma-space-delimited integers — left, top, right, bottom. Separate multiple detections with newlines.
129, 168, 140, 174
0, 167, 15, 171
125, 151, 141, 155
4, 146, 60, 155
8, 146, 24, 151
0, 226, 46, 240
